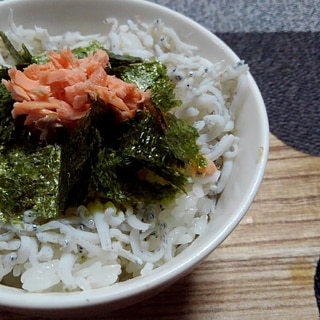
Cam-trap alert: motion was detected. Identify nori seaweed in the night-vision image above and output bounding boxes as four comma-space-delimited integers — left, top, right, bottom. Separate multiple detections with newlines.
89, 103, 202, 206
0, 143, 61, 223
108, 60, 181, 112
59, 96, 201, 209
90, 109, 189, 205
0, 83, 16, 145
71, 40, 143, 67
57, 109, 102, 214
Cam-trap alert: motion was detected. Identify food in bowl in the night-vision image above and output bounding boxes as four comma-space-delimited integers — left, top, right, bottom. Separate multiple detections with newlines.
0, 12, 249, 293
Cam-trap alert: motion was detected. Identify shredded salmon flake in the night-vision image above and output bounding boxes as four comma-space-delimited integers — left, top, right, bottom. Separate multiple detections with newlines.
2, 48, 150, 133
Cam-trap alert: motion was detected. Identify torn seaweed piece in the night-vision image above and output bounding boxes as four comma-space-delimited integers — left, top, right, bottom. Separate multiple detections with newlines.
0, 83, 33, 148
58, 98, 129, 211
59, 98, 191, 208
58, 109, 102, 214
0, 143, 61, 224
163, 113, 205, 169
92, 147, 186, 204
0, 66, 9, 80
71, 40, 143, 67
0, 82, 16, 145
90, 109, 190, 206
108, 60, 181, 112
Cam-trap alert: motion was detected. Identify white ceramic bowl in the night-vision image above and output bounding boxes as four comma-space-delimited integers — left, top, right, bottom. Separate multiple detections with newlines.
0, 0, 269, 316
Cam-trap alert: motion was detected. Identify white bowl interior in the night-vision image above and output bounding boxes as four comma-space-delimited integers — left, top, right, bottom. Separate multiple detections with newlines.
0, 0, 269, 312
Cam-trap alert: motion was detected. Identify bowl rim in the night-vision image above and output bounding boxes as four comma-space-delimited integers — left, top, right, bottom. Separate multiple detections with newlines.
0, 0, 269, 311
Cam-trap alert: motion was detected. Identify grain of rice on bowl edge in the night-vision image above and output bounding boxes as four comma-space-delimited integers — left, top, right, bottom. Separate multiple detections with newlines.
0, 15, 249, 293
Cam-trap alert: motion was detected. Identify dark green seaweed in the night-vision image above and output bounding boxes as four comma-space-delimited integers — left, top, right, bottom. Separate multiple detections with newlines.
0, 144, 61, 223
90, 109, 189, 205
58, 110, 101, 214
0, 83, 15, 145
60, 96, 202, 209
72, 40, 143, 67
108, 60, 181, 112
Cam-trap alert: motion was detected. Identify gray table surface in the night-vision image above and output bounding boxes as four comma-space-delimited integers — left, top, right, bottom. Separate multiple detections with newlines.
150, 0, 318, 32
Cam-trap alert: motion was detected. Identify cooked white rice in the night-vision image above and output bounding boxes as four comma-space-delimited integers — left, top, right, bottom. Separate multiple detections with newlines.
0, 14, 248, 292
